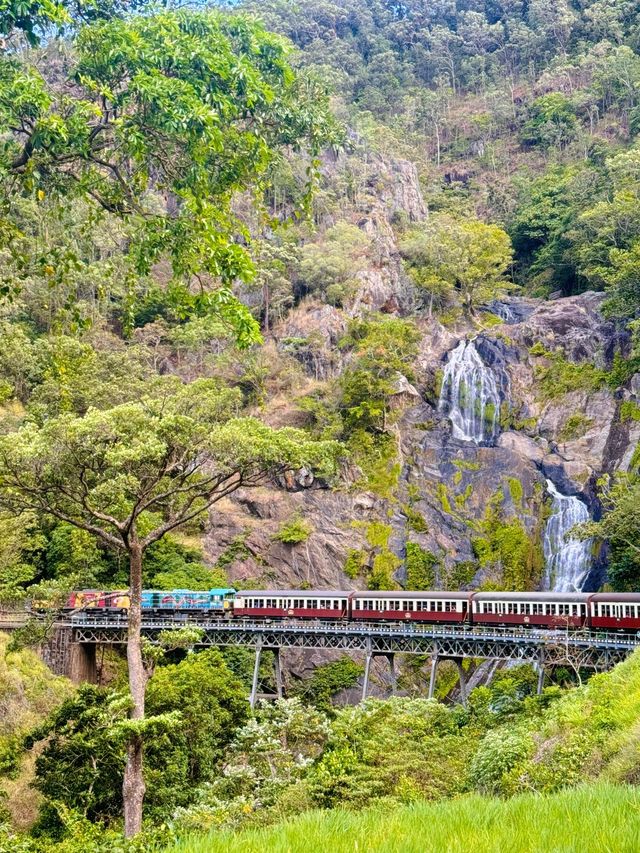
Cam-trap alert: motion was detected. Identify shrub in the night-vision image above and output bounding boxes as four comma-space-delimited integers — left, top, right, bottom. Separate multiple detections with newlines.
273, 515, 313, 545
619, 400, 640, 423
405, 543, 437, 590
558, 413, 594, 442
468, 728, 533, 795
343, 549, 366, 580
403, 504, 428, 533
293, 659, 364, 713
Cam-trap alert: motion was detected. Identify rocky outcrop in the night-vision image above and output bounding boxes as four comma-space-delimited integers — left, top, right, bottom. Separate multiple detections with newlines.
207, 290, 638, 597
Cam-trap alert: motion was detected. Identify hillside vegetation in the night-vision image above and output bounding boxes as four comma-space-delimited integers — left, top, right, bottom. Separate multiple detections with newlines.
3, 0, 640, 847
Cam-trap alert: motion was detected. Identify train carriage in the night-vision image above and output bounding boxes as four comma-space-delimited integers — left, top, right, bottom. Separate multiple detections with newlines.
141, 588, 235, 614
233, 590, 350, 620
471, 592, 588, 629
589, 593, 640, 632
351, 591, 472, 623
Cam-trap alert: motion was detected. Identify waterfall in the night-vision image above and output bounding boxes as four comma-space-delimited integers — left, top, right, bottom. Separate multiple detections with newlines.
438, 340, 502, 445
543, 480, 592, 592
487, 301, 518, 324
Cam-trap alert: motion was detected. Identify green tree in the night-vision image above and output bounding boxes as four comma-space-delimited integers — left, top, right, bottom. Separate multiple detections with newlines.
338, 315, 420, 432
521, 93, 578, 150
1, 9, 339, 339
29, 649, 248, 830
0, 379, 340, 836
400, 215, 513, 315
579, 474, 640, 591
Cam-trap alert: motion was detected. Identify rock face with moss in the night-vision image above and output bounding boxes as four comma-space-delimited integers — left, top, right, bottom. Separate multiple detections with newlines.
206, 161, 639, 599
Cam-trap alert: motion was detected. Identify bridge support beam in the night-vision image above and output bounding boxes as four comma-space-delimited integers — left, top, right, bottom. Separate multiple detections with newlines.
362, 638, 373, 702
454, 658, 467, 707
250, 638, 263, 710
68, 642, 97, 684
428, 653, 439, 699
387, 653, 396, 696
274, 648, 283, 699
536, 650, 545, 695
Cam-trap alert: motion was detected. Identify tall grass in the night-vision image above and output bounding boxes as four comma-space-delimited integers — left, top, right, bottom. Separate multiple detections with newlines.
170, 783, 640, 853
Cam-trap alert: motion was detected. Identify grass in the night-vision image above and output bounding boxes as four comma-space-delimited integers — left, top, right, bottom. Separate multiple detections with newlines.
170, 783, 640, 853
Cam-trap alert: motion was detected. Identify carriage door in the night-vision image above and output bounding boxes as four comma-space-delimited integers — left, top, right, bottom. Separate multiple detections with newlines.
612, 603, 624, 623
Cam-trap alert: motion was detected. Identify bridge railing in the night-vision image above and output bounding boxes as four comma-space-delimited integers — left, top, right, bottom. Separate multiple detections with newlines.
64, 613, 640, 650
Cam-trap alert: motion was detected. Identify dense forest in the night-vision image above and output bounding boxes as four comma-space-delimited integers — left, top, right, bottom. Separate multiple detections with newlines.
2, 0, 640, 849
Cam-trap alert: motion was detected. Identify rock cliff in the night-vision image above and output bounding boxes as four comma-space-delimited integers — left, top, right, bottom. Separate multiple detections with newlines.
205, 155, 640, 602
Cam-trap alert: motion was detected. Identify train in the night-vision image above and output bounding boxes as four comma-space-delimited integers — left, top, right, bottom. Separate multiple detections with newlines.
64, 588, 640, 632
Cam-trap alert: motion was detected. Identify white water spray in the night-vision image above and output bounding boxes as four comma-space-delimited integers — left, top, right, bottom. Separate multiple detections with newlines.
543, 479, 592, 592
438, 339, 502, 444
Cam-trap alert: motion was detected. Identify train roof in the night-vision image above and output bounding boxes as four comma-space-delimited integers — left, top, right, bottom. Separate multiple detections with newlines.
234, 589, 352, 597
589, 593, 640, 602
143, 588, 236, 594
351, 591, 471, 600
472, 592, 589, 602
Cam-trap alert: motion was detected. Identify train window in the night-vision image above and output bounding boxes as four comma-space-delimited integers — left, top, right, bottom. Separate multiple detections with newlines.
507, 603, 516, 614
485, 603, 493, 614
444, 601, 453, 612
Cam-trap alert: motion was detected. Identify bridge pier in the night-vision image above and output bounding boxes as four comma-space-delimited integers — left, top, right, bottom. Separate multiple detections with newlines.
387, 653, 397, 696
361, 648, 397, 701
536, 650, 546, 695
68, 642, 97, 684
362, 639, 373, 701
250, 638, 263, 709
274, 648, 283, 699
453, 658, 467, 707
250, 641, 285, 709
428, 653, 439, 699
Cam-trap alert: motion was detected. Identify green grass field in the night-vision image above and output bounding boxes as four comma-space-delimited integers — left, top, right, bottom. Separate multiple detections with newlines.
170, 783, 640, 853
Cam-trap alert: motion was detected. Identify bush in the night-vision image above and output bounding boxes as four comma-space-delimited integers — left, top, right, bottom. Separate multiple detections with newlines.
293, 659, 364, 713
468, 728, 533, 795
343, 549, 366, 580
273, 515, 313, 545
405, 543, 437, 590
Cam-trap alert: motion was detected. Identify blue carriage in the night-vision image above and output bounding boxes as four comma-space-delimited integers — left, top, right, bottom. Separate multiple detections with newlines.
140, 588, 236, 613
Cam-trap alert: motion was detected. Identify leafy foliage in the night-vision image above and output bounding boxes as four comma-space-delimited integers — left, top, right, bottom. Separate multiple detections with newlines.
27, 650, 248, 830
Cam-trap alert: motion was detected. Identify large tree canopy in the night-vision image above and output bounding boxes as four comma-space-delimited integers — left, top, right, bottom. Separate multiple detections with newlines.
0, 377, 341, 835
0, 9, 340, 340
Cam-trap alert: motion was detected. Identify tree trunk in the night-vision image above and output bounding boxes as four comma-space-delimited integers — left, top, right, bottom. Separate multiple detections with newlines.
123, 541, 147, 837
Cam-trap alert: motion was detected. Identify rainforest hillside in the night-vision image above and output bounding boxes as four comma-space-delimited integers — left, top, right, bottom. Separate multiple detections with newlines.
2, 0, 640, 848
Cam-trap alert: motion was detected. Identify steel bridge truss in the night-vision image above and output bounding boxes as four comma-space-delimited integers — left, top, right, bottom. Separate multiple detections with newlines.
69, 616, 636, 704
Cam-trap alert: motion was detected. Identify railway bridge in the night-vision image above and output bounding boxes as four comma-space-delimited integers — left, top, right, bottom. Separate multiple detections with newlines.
30, 612, 640, 706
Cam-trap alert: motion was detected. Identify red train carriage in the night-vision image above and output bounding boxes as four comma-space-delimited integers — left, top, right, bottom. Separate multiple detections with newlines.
351, 591, 472, 623
589, 593, 640, 632
471, 592, 588, 629
233, 590, 350, 620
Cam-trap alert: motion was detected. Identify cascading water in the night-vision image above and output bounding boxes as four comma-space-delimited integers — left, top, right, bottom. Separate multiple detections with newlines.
543, 479, 592, 592
438, 339, 502, 444
487, 300, 518, 324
